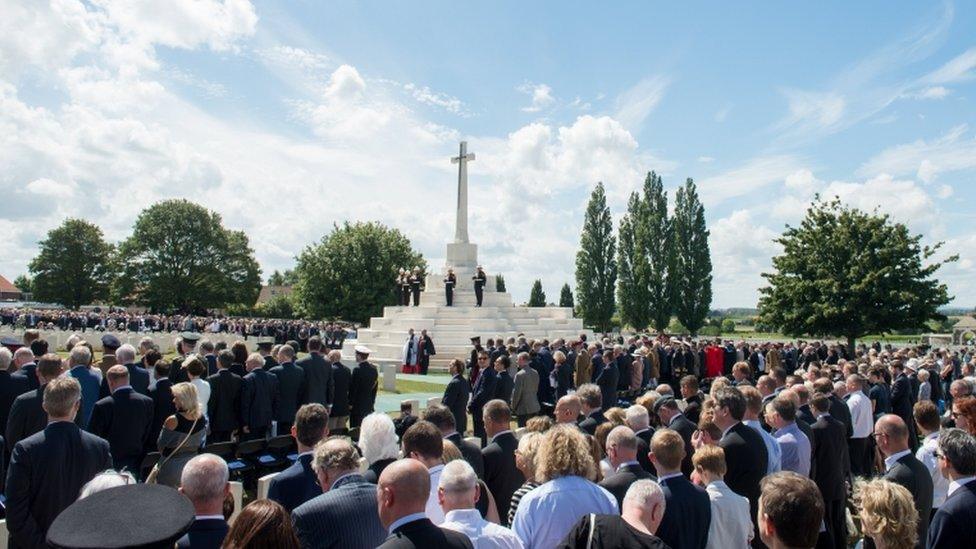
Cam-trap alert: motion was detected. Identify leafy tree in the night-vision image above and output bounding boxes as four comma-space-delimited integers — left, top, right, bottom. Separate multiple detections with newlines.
114, 200, 261, 312
617, 191, 652, 330
559, 283, 574, 309
28, 219, 114, 308
294, 221, 426, 322
576, 182, 617, 332
267, 269, 297, 286
495, 274, 506, 292
12, 275, 32, 296
721, 318, 737, 334
528, 280, 546, 307
256, 294, 296, 319
759, 197, 955, 349
672, 179, 712, 335
641, 172, 674, 332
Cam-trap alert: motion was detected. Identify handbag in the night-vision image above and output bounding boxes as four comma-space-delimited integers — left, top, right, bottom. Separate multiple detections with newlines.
146, 415, 201, 484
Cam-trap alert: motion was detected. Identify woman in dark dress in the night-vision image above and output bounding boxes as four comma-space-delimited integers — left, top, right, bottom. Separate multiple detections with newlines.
156, 382, 208, 487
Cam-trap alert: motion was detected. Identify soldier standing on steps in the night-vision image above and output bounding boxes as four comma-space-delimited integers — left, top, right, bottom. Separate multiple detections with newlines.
443, 268, 457, 306
395, 268, 407, 306
472, 265, 487, 307
409, 267, 423, 306
399, 268, 412, 306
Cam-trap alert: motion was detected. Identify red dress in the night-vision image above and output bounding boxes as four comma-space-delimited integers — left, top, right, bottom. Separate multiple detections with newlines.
705, 346, 724, 378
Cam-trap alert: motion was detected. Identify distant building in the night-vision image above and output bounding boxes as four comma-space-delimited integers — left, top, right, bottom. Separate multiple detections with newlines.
0, 275, 22, 301
256, 285, 293, 306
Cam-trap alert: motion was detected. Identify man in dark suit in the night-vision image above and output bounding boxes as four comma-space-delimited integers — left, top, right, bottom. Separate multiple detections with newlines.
349, 347, 378, 428
713, 387, 768, 546
6, 353, 64, 453
169, 332, 199, 384
268, 404, 329, 513
4, 376, 112, 549
651, 428, 711, 549
600, 426, 655, 508
325, 350, 350, 434
441, 359, 470, 435
241, 352, 278, 440
0, 347, 30, 440
654, 396, 696, 476
481, 399, 524, 525
418, 329, 436, 376
99, 344, 150, 398
257, 339, 277, 371
595, 355, 619, 409
927, 428, 976, 548
467, 351, 495, 444
625, 404, 656, 474
809, 393, 849, 549
297, 336, 333, 409
269, 344, 305, 434
293, 436, 388, 548
88, 365, 154, 474
376, 459, 473, 549
422, 405, 484, 479
680, 375, 703, 424
874, 414, 933, 547
10, 347, 38, 392
177, 454, 230, 549
492, 355, 515, 404
577, 383, 608, 435
200, 340, 218, 377
889, 361, 919, 450
813, 378, 854, 441
147, 361, 175, 452
207, 350, 243, 442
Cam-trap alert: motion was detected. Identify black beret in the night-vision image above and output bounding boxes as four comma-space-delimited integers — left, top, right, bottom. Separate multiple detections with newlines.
101, 334, 121, 348
653, 396, 676, 414
0, 336, 23, 352
47, 484, 194, 548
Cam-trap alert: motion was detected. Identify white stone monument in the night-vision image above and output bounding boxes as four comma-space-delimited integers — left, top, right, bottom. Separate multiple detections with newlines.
351, 141, 589, 372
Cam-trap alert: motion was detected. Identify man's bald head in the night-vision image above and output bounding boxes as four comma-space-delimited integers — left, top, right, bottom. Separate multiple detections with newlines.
376, 459, 430, 528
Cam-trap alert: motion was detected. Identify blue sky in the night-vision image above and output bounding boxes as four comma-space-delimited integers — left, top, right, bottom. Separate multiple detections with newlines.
2, 0, 975, 308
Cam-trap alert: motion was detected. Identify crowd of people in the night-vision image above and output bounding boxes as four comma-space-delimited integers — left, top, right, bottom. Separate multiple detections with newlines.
2, 326, 976, 549
0, 307, 355, 349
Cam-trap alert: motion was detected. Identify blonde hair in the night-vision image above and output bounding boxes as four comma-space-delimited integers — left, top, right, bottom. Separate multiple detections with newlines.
172, 382, 201, 420
441, 439, 463, 463
692, 444, 727, 476
856, 479, 918, 549
605, 407, 626, 426
536, 425, 597, 482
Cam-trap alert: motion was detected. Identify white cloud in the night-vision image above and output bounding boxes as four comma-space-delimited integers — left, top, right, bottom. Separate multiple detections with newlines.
518, 82, 554, 113
613, 75, 670, 131
697, 155, 806, 206
821, 174, 938, 229
784, 169, 821, 195
709, 210, 782, 308
923, 47, 976, 85
697, 156, 714, 164
94, 0, 258, 52
912, 85, 950, 99
775, 88, 846, 135
858, 125, 976, 183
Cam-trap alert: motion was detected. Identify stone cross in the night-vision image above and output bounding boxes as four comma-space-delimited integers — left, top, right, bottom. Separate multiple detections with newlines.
451, 141, 475, 244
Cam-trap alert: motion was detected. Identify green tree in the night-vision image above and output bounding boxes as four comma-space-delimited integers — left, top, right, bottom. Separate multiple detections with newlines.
759, 198, 955, 349
617, 191, 652, 331
12, 275, 32, 296
495, 274, 506, 292
672, 179, 712, 335
559, 283, 574, 308
256, 294, 296, 319
268, 269, 297, 286
114, 199, 261, 312
576, 182, 617, 332
28, 219, 114, 308
528, 280, 546, 307
294, 221, 426, 322
641, 172, 674, 332
721, 318, 737, 334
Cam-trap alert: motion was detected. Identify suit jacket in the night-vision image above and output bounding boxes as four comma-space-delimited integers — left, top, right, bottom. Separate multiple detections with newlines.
595, 362, 619, 409
683, 394, 703, 424
297, 352, 334, 407
482, 431, 524, 525
242, 368, 278, 431
5, 386, 48, 454
656, 474, 712, 549
147, 378, 176, 452
207, 370, 243, 433
0, 370, 30, 437
927, 479, 976, 549
446, 432, 484, 479
176, 518, 229, 549
555, 359, 574, 398
828, 393, 854, 439
599, 462, 654, 509
634, 428, 656, 475
269, 362, 305, 424
798, 403, 816, 426
493, 370, 514, 403
468, 368, 497, 414
268, 453, 320, 513
377, 517, 473, 549
511, 367, 540, 415
810, 414, 848, 501
205, 354, 218, 377
88, 387, 154, 461
67, 366, 100, 429
329, 362, 351, 417
441, 375, 470, 434
293, 474, 389, 549
719, 422, 768, 527
669, 414, 698, 476
5, 422, 112, 549
11, 363, 38, 393
99, 363, 150, 398
349, 361, 378, 420
578, 409, 607, 435
884, 453, 933, 547
168, 355, 189, 384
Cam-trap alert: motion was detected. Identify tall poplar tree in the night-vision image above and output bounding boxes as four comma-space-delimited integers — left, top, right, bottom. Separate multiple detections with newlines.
528, 280, 546, 307
617, 191, 652, 330
672, 178, 712, 335
641, 172, 674, 332
576, 182, 617, 332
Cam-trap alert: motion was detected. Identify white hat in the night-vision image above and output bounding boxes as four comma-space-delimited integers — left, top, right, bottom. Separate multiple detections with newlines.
354, 345, 372, 355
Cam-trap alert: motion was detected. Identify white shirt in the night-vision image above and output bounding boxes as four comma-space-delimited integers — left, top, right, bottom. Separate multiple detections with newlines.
191, 378, 211, 414
916, 432, 950, 508
705, 480, 753, 549
846, 391, 873, 439
426, 464, 446, 524
884, 449, 912, 472
948, 476, 976, 498
441, 509, 524, 549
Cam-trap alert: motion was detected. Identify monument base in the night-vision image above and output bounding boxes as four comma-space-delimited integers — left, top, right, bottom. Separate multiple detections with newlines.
446, 242, 478, 271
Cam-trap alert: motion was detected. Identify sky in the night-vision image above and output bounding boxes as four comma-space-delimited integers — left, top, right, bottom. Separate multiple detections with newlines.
2, 1, 975, 308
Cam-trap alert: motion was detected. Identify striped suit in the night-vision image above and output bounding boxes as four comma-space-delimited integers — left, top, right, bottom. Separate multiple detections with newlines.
291, 474, 386, 549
